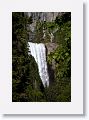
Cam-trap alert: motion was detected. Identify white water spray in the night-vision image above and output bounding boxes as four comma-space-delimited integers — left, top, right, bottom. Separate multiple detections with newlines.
28, 42, 49, 87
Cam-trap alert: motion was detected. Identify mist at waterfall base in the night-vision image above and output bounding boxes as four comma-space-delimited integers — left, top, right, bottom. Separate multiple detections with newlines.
28, 42, 49, 87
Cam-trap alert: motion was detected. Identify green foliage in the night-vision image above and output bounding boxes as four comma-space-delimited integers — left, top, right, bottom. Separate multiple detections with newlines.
47, 13, 71, 81
46, 13, 71, 101
45, 80, 71, 102
54, 21, 71, 44
12, 12, 71, 102
34, 20, 44, 43
46, 21, 58, 32
55, 12, 71, 27
12, 12, 44, 102
25, 85, 46, 102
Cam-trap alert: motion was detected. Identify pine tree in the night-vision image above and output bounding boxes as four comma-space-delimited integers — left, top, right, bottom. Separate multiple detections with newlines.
12, 12, 44, 102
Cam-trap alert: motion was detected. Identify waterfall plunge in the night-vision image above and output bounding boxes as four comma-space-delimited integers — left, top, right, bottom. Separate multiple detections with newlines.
28, 42, 49, 87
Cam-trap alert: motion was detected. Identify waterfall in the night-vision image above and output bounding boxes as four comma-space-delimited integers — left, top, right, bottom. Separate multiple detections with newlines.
28, 42, 49, 87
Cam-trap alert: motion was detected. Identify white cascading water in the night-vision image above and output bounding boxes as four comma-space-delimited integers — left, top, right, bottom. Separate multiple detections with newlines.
28, 42, 49, 87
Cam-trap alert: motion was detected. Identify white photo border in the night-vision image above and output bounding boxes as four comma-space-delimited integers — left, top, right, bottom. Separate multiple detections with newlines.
0, 0, 83, 114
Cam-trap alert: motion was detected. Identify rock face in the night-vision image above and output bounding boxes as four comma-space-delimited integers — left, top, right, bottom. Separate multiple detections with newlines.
26, 13, 60, 82
27, 12, 59, 22
45, 42, 58, 55
26, 12, 64, 33
25, 12, 65, 43
45, 42, 58, 71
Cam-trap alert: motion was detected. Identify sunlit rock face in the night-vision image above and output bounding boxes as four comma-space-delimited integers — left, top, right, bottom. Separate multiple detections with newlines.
28, 42, 49, 87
